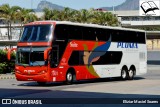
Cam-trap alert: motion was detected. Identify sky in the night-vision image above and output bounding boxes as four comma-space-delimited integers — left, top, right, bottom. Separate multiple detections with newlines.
0, 0, 125, 10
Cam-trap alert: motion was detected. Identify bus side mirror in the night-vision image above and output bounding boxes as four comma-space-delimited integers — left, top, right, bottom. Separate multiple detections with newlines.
7, 49, 11, 61
44, 47, 52, 60
7, 48, 17, 61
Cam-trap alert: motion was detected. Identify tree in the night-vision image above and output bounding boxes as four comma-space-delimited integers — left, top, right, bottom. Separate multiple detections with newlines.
17, 8, 38, 37
43, 8, 53, 20
0, 4, 22, 40
79, 9, 90, 23
61, 7, 71, 21
21, 10, 38, 24
105, 12, 118, 26
51, 9, 62, 21
42, 8, 119, 26
0, 5, 38, 40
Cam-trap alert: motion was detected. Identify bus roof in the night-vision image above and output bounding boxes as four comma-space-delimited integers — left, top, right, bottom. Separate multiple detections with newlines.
26, 21, 145, 33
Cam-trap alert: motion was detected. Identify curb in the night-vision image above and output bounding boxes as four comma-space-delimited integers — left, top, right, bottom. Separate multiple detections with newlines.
0, 75, 15, 79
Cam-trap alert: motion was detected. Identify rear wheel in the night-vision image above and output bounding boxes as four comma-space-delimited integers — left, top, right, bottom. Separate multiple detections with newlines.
121, 68, 128, 80
128, 68, 135, 80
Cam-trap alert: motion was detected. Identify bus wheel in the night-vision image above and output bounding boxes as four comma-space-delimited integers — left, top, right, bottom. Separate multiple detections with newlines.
128, 68, 135, 80
121, 68, 128, 80
66, 72, 73, 84
37, 82, 46, 86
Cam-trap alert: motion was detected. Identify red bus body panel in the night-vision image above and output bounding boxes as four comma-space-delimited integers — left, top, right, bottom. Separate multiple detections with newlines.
17, 42, 51, 47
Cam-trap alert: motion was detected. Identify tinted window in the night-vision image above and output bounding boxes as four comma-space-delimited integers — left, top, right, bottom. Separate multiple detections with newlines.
92, 51, 123, 65
137, 32, 146, 43
39, 25, 52, 41
54, 25, 146, 44
112, 30, 127, 42
20, 25, 52, 42
30, 26, 38, 41
52, 41, 68, 63
54, 25, 68, 40
112, 30, 146, 44
17, 51, 45, 66
68, 51, 122, 66
68, 25, 83, 40
50, 48, 59, 68
94, 28, 110, 41
82, 27, 96, 41
55, 25, 83, 40
128, 31, 137, 42
22, 26, 32, 41
68, 51, 81, 65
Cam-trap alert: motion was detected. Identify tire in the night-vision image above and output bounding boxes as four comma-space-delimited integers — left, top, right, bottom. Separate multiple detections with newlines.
128, 68, 135, 80
121, 68, 128, 80
66, 72, 73, 84
37, 82, 46, 86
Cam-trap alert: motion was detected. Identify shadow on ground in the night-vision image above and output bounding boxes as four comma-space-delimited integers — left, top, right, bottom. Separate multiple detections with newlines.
0, 87, 160, 107
0, 87, 159, 98
17, 77, 145, 87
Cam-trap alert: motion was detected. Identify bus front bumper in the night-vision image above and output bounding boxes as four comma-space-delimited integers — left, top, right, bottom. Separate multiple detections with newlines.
15, 73, 50, 82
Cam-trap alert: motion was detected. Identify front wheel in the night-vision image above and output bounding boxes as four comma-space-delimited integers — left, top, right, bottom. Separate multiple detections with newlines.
66, 72, 73, 84
121, 68, 128, 80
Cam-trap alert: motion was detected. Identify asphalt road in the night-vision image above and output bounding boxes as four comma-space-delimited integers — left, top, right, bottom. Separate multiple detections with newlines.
0, 65, 160, 107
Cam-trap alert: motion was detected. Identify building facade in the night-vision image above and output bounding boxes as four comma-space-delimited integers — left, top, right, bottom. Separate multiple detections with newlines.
111, 10, 160, 51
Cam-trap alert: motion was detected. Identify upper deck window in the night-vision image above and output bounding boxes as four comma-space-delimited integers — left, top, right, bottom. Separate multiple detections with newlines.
20, 24, 53, 42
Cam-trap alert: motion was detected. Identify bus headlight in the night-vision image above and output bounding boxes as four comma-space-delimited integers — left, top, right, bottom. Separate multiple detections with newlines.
16, 70, 21, 74
38, 70, 47, 74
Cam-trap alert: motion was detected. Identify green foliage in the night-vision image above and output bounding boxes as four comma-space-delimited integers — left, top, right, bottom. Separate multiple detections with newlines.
139, 27, 160, 31
0, 4, 38, 40
0, 63, 7, 74
0, 4, 118, 27
43, 8, 119, 26
0, 50, 16, 74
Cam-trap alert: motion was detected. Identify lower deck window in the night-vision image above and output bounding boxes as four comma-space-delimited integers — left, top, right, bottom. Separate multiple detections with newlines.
68, 51, 123, 66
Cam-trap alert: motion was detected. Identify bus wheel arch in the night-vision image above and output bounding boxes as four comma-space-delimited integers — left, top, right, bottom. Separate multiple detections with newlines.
65, 67, 76, 84
121, 65, 128, 80
128, 65, 136, 80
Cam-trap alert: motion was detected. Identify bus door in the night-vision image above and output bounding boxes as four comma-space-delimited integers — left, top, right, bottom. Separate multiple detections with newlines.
50, 45, 59, 68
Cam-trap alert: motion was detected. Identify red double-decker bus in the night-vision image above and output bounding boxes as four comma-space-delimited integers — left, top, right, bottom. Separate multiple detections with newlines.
8, 21, 147, 85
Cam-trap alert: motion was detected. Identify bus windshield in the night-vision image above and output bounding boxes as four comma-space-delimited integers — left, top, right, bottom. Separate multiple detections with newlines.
20, 24, 53, 42
16, 47, 48, 66
17, 51, 45, 66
